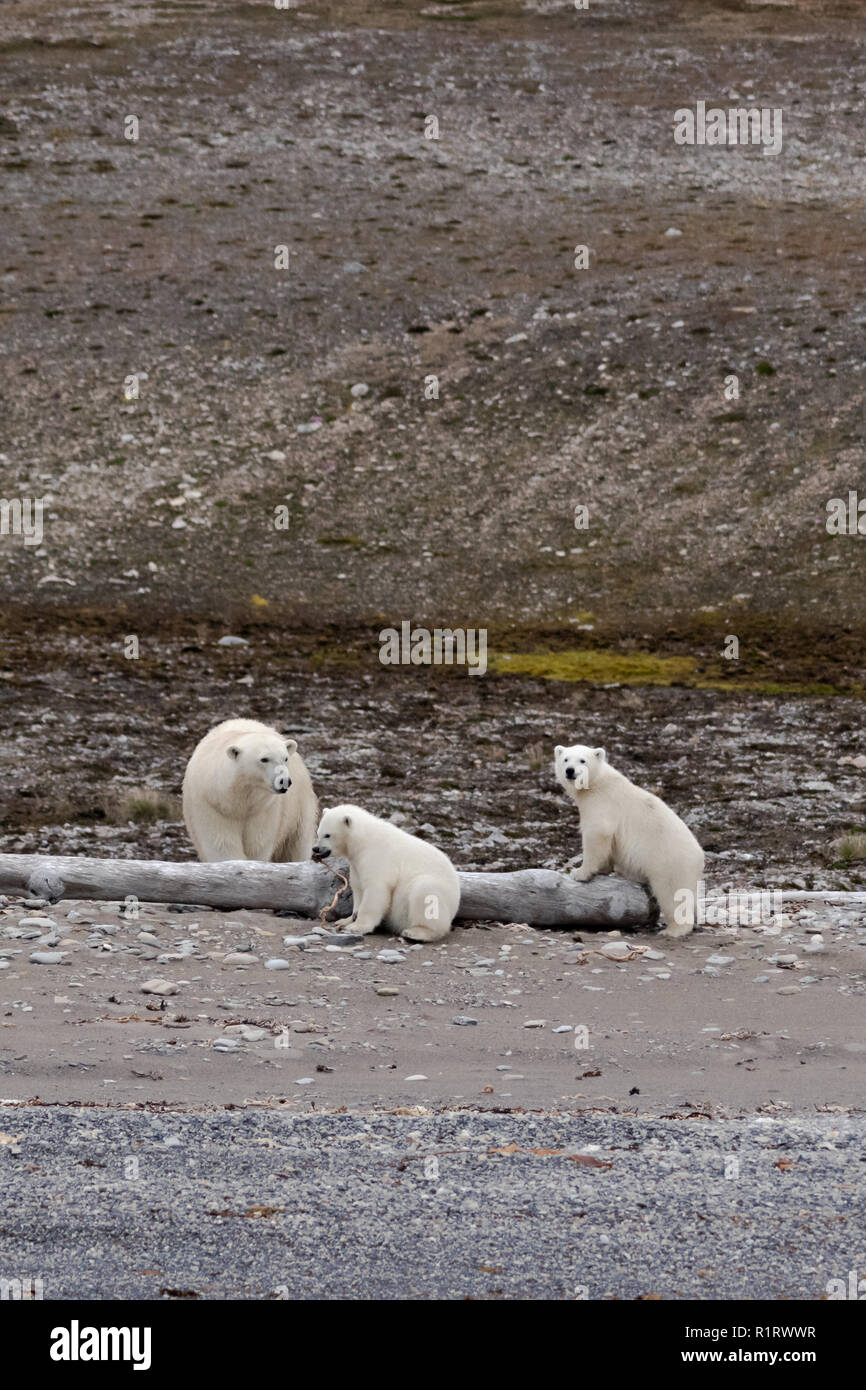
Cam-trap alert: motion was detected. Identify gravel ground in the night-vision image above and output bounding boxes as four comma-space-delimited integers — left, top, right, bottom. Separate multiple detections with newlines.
1, 1106, 863, 1301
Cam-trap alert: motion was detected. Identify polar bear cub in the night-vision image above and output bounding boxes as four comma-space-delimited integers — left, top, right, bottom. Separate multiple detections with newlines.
312, 804, 461, 942
554, 744, 704, 937
182, 718, 317, 863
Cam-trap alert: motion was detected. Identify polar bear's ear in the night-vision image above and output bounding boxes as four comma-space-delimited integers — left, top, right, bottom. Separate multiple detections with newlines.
227, 745, 241, 760
594, 747, 606, 762
284, 738, 297, 755
554, 745, 564, 757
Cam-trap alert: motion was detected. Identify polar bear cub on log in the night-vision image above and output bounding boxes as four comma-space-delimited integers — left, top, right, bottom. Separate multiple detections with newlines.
554, 744, 704, 937
182, 718, 318, 863
312, 804, 461, 942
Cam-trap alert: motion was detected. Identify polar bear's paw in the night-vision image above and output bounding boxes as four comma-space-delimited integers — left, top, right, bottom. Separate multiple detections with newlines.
403, 923, 450, 943
331, 914, 363, 933
569, 865, 595, 882
660, 920, 694, 939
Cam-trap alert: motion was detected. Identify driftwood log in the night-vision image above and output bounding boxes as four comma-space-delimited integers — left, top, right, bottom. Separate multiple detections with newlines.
0, 854, 653, 930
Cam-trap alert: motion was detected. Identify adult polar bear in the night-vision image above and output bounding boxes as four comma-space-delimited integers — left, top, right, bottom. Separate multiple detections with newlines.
312, 804, 460, 942
183, 719, 317, 862
555, 744, 704, 937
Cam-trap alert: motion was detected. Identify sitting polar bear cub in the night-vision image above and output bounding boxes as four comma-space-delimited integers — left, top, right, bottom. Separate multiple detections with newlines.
555, 743, 704, 937
183, 718, 317, 863
312, 804, 461, 942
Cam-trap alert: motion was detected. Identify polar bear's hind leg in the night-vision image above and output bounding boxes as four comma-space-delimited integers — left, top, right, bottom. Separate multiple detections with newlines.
402, 878, 455, 942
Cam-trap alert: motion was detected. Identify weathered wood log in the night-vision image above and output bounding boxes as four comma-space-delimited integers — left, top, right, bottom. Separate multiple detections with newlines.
0, 854, 653, 930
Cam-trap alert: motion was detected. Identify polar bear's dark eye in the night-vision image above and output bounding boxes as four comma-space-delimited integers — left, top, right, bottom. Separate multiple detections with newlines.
260, 756, 269, 763
579, 758, 586, 763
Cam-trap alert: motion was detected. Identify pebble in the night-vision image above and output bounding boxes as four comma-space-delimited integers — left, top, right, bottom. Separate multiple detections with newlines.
377, 950, 406, 964
523, 1019, 546, 1028
264, 958, 291, 970
706, 954, 735, 967
212, 1037, 240, 1051
29, 950, 64, 964
19, 917, 57, 930
140, 978, 178, 996
350, 382, 370, 397
375, 987, 399, 997
777, 985, 802, 995
600, 942, 632, 960
222, 953, 258, 967
553, 1025, 573, 1033
217, 635, 249, 647
224, 1025, 267, 1042
451, 1015, 478, 1026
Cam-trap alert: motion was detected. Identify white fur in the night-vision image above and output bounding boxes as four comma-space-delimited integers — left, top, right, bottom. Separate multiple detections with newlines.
554, 743, 704, 937
182, 718, 317, 863
314, 804, 460, 943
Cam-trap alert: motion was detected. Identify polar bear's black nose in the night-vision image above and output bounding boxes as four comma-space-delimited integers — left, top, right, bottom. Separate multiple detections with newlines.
311, 846, 330, 860
565, 766, 576, 780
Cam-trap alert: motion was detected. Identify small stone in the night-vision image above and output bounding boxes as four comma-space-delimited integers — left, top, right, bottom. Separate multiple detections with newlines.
600, 942, 632, 960
706, 954, 735, 967
19, 917, 57, 930
140, 978, 178, 996
405, 1074, 428, 1081
217, 635, 249, 647
294, 1077, 315, 1085
350, 382, 369, 397
452, 1015, 478, 1026
553, 1025, 573, 1034
29, 950, 64, 964
222, 953, 258, 967
644, 949, 665, 961
777, 985, 802, 995
225, 1025, 267, 1042
375, 987, 399, 997
377, 949, 405, 964
523, 1019, 546, 1028
213, 1037, 240, 1051
265, 958, 291, 970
